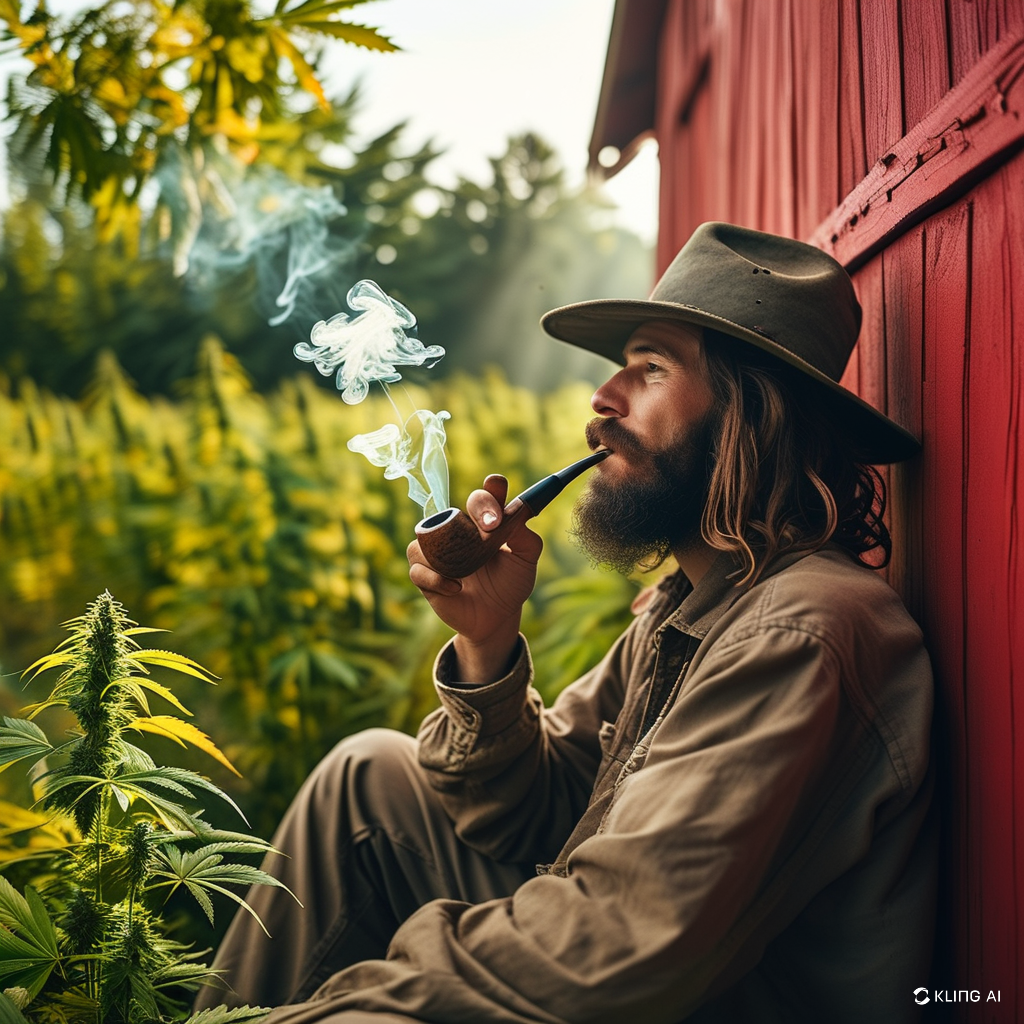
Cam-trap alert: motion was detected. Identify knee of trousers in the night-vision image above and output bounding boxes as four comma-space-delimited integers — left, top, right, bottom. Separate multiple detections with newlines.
295, 728, 431, 842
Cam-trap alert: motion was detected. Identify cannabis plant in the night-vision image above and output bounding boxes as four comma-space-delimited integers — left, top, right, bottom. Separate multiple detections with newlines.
0, 591, 288, 1023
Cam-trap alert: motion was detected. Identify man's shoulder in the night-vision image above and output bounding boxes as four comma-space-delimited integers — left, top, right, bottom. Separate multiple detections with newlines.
708, 547, 933, 784
721, 545, 924, 656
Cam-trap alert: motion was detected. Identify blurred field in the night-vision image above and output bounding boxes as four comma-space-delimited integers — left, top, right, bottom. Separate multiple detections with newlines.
0, 342, 639, 840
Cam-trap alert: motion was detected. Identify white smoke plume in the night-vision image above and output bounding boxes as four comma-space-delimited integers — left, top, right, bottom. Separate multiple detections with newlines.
294, 281, 444, 404
347, 409, 451, 518
293, 280, 452, 516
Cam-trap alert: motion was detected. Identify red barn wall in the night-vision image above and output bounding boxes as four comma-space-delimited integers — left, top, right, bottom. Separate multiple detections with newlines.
651, 1, 1024, 1020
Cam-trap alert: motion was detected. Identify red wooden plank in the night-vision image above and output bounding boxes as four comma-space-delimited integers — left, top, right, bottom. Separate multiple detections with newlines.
790, 0, 819, 238
816, 1, 842, 221
979, 0, 1024, 50
810, 34, 1024, 271
882, 226, 924, 437
851, 252, 887, 416
1006, 149, 1024, 1024
724, 0, 747, 224
761, 0, 782, 232
789, 0, 842, 235
686, 86, 714, 229
963, 158, 1023, 1020
1006, 0, 1024, 39
838, 0, 869, 198
859, 0, 905, 168
899, 0, 950, 128
734, 0, 770, 228
759, 0, 797, 236
917, 200, 971, 1010
655, 0, 686, 269
839, 336, 861, 396
705, 0, 736, 223
947, 0, 984, 84
880, 226, 925, 617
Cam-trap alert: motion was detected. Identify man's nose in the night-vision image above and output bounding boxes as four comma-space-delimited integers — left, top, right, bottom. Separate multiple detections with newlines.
591, 372, 627, 418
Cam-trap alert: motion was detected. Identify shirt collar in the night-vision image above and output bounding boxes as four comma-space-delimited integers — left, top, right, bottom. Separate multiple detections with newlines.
658, 546, 817, 640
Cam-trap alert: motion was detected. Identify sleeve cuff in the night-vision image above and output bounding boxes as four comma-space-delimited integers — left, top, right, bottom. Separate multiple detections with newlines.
433, 634, 534, 738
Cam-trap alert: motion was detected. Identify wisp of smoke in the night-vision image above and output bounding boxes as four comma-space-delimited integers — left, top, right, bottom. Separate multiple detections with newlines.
348, 409, 451, 517
292, 280, 452, 516
178, 158, 353, 327
294, 281, 444, 404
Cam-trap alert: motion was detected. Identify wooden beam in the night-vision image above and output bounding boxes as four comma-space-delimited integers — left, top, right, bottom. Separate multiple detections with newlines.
588, 0, 671, 176
810, 32, 1024, 271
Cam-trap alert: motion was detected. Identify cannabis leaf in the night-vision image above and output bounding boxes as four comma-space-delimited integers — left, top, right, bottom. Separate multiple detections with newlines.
184, 1005, 272, 1024
0, 878, 60, 997
0, 719, 54, 774
149, 843, 295, 934
0, 592, 284, 1022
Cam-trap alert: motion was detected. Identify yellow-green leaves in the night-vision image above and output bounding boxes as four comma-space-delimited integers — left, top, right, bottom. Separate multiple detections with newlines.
130, 717, 240, 777
0, 0, 397, 241
149, 840, 294, 933
270, 0, 398, 52
0, 878, 59, 999
0, 350, 632, 843
0, 719, 53, 776
129, 649, 220, 685
0, 595, 282, 1023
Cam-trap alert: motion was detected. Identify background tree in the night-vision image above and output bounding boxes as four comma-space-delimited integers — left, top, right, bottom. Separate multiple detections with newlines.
1, 2, 651, 396
0, 0, 652, 873
0, 109, 649, 394
0, 0, 395, 238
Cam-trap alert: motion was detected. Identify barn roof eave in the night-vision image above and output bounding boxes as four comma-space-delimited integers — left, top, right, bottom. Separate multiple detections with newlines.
589, 0, 669, 178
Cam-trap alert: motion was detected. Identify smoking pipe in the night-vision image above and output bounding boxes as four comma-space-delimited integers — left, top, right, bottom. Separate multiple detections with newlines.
415, 449, 611, 579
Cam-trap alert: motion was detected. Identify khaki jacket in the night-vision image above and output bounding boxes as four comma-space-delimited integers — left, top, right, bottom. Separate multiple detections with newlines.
300, 546, 937, 1023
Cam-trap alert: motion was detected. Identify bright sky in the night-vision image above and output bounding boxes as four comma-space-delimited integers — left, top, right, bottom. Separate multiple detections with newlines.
0, 0, 659, 242
323, 0, 659, 243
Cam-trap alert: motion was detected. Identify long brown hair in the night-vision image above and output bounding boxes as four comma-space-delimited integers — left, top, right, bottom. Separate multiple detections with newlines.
700, 329, 891, 587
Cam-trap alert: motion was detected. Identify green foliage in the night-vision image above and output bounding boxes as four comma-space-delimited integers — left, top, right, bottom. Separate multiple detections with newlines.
0, 115, 650, 397
0, 347, 640, 840
0, 0, 394, 228
0, 0, 650, 403
0, 591, 285, 1023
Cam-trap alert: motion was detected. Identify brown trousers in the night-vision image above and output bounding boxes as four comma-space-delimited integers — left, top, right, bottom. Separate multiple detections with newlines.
193, 728, 536, 1013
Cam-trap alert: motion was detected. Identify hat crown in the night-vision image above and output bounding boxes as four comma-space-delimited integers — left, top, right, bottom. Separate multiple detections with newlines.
651, 222, 861, 382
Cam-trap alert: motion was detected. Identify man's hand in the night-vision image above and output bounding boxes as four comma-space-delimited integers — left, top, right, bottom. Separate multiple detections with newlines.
407, 474, 543, 683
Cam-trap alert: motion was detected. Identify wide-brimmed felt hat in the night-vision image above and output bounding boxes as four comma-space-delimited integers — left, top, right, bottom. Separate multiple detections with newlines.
541, 221, 919, 464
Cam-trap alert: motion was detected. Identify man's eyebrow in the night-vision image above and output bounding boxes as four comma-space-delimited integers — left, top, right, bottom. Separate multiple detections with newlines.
623, 340, 680, 361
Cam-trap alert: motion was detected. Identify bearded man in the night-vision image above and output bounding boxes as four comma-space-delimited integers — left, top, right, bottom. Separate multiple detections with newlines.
198, 223, 937, 1023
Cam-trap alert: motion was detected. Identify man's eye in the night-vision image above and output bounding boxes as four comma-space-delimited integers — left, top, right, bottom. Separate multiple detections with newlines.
647, 362, 661, 372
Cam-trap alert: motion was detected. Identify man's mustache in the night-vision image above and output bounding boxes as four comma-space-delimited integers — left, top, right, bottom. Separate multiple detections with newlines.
585, 418, 660, 461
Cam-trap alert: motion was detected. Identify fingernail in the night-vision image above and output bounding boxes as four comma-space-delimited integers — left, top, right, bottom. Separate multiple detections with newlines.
482, 511, 498, 526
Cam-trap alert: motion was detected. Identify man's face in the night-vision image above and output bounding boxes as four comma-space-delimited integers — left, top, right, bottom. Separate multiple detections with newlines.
572, 321, 719, 573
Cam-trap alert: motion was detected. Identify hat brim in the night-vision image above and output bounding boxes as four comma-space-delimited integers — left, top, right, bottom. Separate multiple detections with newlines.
541, 298, 920, 465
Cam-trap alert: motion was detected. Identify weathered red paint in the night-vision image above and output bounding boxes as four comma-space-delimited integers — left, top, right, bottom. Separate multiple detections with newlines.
812, 34, 1024, 272
596, 0, 1024, 1019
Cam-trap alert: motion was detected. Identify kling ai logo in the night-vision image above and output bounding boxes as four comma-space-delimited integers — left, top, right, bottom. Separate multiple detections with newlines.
914, 987, 1001, 1004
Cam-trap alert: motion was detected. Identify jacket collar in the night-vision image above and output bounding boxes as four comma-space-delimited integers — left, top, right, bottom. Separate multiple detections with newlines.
658, 546, 820, 640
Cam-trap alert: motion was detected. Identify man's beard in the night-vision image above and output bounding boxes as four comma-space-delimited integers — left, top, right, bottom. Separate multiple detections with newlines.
570, 413, 719, 575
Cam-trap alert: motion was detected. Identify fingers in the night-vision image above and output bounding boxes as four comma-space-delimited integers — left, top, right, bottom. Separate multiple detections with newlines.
481, 474, 509, 502
505, 522, 544, 563
466, 474, 508, 533
407, 539, 462, 596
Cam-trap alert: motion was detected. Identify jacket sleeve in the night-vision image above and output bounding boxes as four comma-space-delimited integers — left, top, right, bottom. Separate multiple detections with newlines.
269, 617, 884, 1024
414, 619, 641, 863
